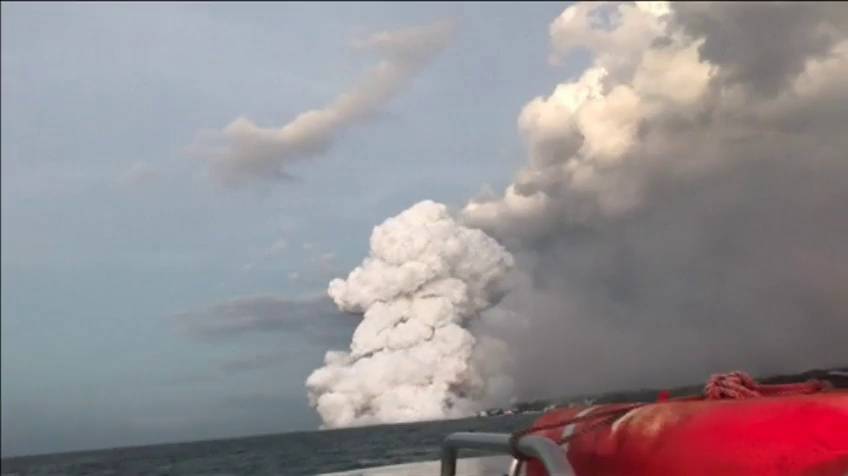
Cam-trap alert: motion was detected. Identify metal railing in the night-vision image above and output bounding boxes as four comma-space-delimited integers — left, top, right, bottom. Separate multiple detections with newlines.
440, 432, 572, 476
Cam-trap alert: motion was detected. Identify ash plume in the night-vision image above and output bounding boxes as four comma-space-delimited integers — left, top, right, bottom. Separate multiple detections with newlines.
194, 19, 455, 186
463, 1, 848, 399
308, 1, 848, 426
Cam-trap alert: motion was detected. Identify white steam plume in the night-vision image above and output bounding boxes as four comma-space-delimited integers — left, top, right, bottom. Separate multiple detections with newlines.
194, 20, 455, 185
306, 201, 515, 428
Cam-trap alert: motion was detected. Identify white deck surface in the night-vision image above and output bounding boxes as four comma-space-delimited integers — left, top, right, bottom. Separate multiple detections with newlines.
318, 455, 516, 476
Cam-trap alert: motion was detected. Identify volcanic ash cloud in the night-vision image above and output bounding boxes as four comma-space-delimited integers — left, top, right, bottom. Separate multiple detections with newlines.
306, 200, 515, 428
462, 1, 848, 398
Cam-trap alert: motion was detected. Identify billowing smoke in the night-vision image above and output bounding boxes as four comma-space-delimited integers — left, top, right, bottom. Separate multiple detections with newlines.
305, 201, 515, 427
195, 20, 455, 185
308, 1, 848, 426
462, 1, 848, 399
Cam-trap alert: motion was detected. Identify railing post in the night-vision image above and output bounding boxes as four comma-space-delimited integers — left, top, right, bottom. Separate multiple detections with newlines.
440, 444, 458, 476
439, 432, 571, 476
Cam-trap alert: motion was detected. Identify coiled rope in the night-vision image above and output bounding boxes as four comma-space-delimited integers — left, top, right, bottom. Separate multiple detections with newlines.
703, 370, 830, 400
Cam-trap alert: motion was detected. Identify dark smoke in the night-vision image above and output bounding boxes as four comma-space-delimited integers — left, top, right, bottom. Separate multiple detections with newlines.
465, 2, 848, 400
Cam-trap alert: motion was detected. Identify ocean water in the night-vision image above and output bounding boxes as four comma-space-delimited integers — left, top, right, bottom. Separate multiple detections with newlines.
1, 414, 538, 476
7, 369, 843, 475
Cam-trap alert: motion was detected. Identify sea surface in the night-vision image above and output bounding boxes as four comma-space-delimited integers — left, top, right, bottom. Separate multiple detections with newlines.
1, 414, 538, 476
6, 368, 844, 476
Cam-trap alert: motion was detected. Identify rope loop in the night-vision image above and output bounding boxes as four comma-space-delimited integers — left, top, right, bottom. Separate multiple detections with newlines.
704, 370, 830, 400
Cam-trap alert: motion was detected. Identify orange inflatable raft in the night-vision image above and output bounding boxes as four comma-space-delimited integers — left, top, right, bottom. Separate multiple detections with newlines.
518, 372, 848, 476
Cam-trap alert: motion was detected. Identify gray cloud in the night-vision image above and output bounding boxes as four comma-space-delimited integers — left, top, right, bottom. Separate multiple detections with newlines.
116, 161, 161, 187
462, 2, 848, 400
176, 295, 356, 341
192, 19, 456, 186
219, 349, 299, 374
672, 2, 848, 95
478, 152, 848, 399
168, 348, 320, 382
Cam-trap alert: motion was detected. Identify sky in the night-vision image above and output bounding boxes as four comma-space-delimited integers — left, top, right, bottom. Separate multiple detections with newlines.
1, 2, 580, 456
6, 1, 846, 459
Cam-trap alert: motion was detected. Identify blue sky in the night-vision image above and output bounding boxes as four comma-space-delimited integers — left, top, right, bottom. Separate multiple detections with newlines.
1, 2, 581, 456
